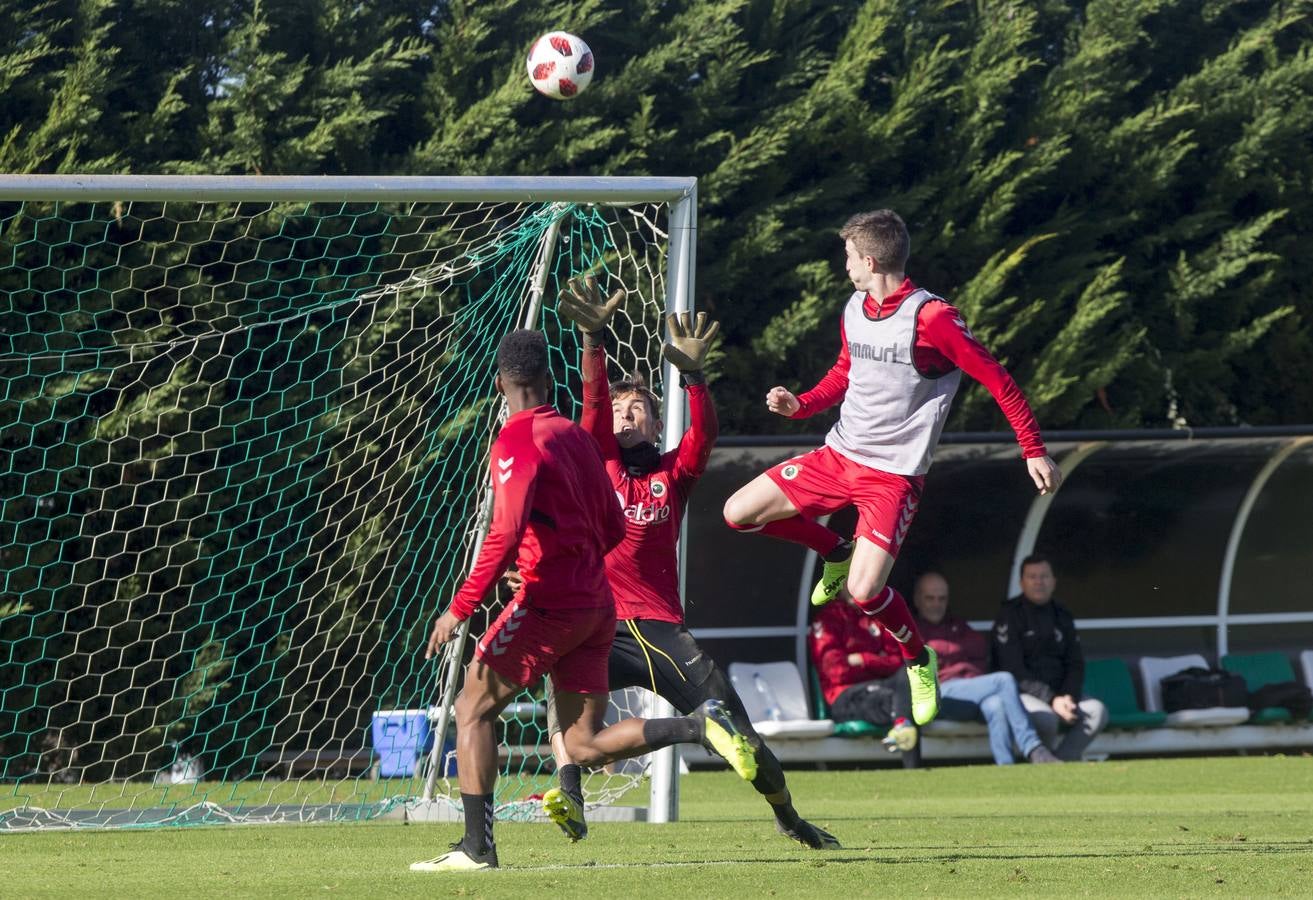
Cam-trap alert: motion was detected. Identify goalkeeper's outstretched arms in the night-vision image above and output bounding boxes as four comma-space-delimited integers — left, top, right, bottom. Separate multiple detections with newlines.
558, 275, 625, 452
662, 310, 720, 485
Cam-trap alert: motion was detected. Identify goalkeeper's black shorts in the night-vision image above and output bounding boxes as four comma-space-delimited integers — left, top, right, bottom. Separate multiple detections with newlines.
545, 618, 732, 736
606, 618, 720, 714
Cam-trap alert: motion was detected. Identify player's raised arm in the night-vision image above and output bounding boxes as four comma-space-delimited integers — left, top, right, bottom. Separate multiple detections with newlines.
663, 311, 720, 484
558, 275, 625, 452
918, 302, 1062, 495
769, 318, 852, 419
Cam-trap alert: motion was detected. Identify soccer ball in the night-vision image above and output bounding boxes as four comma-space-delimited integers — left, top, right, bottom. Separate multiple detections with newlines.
526, 31, 594, 100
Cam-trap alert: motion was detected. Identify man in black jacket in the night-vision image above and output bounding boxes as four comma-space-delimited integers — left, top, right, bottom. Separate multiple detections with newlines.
990, 555, 1108, 761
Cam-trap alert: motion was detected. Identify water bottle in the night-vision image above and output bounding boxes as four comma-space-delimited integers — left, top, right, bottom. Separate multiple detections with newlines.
753, 673, 783, 722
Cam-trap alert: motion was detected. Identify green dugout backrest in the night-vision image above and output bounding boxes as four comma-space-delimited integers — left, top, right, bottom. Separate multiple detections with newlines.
808, 664, 883, 738
1083, 658, 1167, 729
1221, 652, 1298, 723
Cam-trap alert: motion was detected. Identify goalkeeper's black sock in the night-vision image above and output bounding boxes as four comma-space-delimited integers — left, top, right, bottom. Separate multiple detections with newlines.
642, 717, 702, 750
558, 763, 583, 803
461, 792, 495, 854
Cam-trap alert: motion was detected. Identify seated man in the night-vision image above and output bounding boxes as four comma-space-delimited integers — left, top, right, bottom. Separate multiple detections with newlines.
810, 588, 920, 767
911, 571, 1058, 765
990, 554, 1109, 761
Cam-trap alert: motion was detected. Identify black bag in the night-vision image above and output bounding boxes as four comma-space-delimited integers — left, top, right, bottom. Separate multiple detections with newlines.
1247, 681, 1313, 718
1160, 667, 1248, 711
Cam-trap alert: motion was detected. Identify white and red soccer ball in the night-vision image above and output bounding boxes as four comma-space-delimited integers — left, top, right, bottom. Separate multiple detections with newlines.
526, 31, 594, 100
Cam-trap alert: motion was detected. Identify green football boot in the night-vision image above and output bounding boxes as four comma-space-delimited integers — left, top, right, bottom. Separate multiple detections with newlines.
907, 646, 940, 726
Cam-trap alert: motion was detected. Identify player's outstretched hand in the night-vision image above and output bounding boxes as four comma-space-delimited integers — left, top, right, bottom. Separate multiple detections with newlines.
662, 311, 720, 372
557, 275, 625, 335
425, 609, 462, 660
1027, 455, 1063, 495
766, 386, 800, 417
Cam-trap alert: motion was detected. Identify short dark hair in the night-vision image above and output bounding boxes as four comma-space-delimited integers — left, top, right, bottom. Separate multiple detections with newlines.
609, 372, 660, 419
1020, 553, 1052, 574
839, 209, 910, 272
496, 329, 549, 385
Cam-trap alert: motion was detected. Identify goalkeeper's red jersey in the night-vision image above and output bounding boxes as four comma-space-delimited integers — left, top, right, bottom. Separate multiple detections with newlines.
448, 405, 626, 621
581, 344, 717, 624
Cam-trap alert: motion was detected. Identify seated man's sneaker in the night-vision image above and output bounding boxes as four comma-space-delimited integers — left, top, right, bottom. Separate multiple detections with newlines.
881, 717, 918, 753
907, 646, 940, 726
409, 840, 498, 872
810, 553, 852, 607
1028, 744, 1061, 764
690, 699, 758, 781
778, 818, 842, 849
542, 787, 588, 842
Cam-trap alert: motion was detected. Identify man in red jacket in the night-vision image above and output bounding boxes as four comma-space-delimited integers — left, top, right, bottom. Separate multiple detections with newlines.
911, 572, 1058, 765
809, 589, 920, 767
412, 330, 754, 873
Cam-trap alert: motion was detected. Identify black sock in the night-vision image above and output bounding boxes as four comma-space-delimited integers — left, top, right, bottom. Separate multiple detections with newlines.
559, 763, 582, 802
822, 539, 853, 563
461, 792, 494, 853
642, 717, 702, 750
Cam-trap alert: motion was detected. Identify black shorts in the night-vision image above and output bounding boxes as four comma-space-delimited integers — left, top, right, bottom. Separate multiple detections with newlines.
607, 618, 720, 715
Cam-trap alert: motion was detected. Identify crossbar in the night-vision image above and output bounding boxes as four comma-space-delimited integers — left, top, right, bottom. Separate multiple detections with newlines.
0, 175, 697, 203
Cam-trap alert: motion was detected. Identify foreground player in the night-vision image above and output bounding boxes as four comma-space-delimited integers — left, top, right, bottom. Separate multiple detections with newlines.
723, 209, 1062, 727
532, 278, 839, 850
412, 330, 755, 873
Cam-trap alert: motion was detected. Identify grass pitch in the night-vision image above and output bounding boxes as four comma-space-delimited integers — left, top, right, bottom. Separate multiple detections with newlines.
4, 756, 1312, 897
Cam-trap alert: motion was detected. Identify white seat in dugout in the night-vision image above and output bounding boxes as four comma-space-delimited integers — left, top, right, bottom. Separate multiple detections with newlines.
1301, 650, 1313, 690
1138, 654, 1250, 727
727, 661, 835, 739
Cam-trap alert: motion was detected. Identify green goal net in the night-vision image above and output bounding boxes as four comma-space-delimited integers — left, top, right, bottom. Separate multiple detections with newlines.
0, 177, 693, 829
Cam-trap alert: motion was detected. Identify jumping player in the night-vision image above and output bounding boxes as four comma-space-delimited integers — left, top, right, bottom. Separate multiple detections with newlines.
722, 209, 1062, 728
412, 330, 756, 873
533, 277, 839, 850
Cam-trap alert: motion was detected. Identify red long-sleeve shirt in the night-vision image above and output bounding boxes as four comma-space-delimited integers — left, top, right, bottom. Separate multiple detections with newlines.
792, 279, 1047, 459
448, 405, 626, 621
581, 343, 717, 623
809, 599, 906, 705
915, 613, 989, 682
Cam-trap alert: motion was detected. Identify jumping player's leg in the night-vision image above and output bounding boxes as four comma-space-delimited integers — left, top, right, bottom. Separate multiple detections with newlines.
841, 471, 941, 725
722, 461, 850, 560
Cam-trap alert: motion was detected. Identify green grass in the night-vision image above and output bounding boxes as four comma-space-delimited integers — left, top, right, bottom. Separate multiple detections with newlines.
4, 757, 1313, 897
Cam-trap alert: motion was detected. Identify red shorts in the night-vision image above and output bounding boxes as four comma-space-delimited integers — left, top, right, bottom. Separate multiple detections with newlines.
766, 445, 924, 555
475, 598, 615, 694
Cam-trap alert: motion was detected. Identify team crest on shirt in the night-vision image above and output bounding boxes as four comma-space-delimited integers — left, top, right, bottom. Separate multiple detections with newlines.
866, 620, 882, 638
811, 621, 824, 639
650, 478, 667, 498
781, 464, 800, 481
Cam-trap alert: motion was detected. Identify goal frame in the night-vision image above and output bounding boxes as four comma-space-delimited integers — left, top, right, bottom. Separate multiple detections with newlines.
0, 174, 697, 825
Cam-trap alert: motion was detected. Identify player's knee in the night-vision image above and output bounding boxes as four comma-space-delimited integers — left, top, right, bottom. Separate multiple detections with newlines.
560, 733, 605, 767
846, 572, 885, 603
722, 492, 755, 528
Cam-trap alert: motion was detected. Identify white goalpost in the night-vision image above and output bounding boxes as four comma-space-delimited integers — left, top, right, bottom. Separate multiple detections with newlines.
0, 175, 693, 830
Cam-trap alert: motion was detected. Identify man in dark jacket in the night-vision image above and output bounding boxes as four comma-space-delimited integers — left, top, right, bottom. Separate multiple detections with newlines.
990, 555, 1107, 761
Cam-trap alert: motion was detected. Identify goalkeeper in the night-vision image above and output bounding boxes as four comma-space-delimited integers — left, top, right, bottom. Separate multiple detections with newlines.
531, 277, 839, 850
